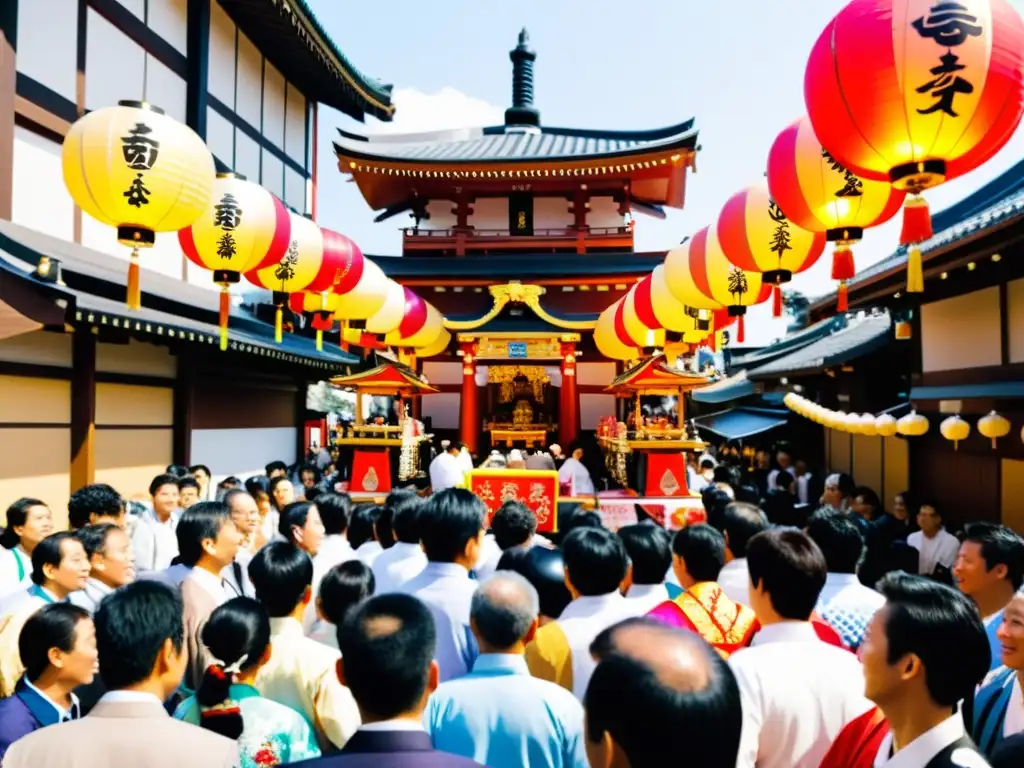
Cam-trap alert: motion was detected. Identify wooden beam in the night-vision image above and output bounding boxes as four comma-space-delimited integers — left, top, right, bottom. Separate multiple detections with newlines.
185, 0, 210, 140
0, 0, 17, 221
70, 328, 96, 492
295, 379, 308, 462
172, 358, 194, 466
74, 0, 86, 243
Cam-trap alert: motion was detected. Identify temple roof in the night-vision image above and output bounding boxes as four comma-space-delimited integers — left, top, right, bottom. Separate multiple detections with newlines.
374, 251, 665, 281
607, 354, 711, 395
329, 360, 438, 394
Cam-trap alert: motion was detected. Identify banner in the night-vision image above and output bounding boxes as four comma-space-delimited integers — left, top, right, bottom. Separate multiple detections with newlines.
351, 448, 392, 494
467, 469, 559, 534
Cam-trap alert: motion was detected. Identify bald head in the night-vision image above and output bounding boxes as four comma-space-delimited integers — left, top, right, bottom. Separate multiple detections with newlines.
470, 571, 539, 651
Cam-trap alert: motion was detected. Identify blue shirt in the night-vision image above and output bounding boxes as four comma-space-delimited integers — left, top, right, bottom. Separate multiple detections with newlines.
401, 562, 479, 682
425, 654, 588, 768
986, 609, 1006, 672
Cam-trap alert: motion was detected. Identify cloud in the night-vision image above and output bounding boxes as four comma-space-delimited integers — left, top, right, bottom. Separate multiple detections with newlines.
364, 87, 505, 135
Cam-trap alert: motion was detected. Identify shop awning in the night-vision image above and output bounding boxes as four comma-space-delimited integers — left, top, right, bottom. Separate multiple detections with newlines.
749, 312, 892, 379
693, 407, 789, 441
729, 317, 837, 371
691, 370, 754, 404
910, 382, 1024, 401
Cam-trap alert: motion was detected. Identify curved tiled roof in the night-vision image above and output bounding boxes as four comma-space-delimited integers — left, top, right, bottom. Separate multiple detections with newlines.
373, 252, 665, 280
749, 312, 892, 379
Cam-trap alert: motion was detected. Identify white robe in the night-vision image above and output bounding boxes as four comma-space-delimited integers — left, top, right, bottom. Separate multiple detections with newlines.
430, 452, 464, 491
558, 457, 595, 495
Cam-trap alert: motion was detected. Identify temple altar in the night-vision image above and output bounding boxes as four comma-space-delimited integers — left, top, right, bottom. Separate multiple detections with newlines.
483, 365, 556, 449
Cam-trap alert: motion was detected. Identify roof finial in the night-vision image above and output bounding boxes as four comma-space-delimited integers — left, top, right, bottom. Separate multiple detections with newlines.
505, 29, 540, 128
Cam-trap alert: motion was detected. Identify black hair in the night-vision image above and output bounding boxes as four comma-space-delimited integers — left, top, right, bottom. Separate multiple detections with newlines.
805, 509, 864, 574
497, 546, 572, 619
149, 473, 180, 497
0, 498, 47, 550
189, 465, 211, 477
76, 523, 122, 559
165, 464, 190, 479
298, 463, 321, 482
735, 484, 760, 506
917, 499, 942, 519
713, 464, 742, 490
316, 492, 352, 536
774, 470, 794, 490
265, 460, 288, 477
95, 580, 184, 690
348, 504, 382, 550
702, 488, 733, 533
279, 501, 316, 546
418, 489, 485, 563
337, 594, 436, 719
672, 524, 727, 582
491, 501, 537, 551
244, 475, 271, 499
177, 476, 201, 493
962, 522, 1024, 590
617, 525, 672, 585
176, 501, 233, 567
388, 491, 424, 545
319, 561, 375, 627
722, 502, 767, 559
219, 476, 241, 489
375, 502, 396, 550
196, 597, 271, 740
746, 529, 827, 620
877, 572, 991, 706
558, 506, 603, 538
446, 441, 464, 454
699, 458, 716, 470
31, 531, 82, 587
853, 486, 881, 511
830, 472, 856, 499
562, 527, 628, 597
268, 476, 294, 510
222, 488, 251, 511
249, 541, 313, 617
585, 619, 742, 768
19, 602, 91, 682
68, 485, 123, 530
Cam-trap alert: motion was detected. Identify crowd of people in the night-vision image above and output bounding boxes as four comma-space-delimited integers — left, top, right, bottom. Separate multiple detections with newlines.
0, 445, 1021, 767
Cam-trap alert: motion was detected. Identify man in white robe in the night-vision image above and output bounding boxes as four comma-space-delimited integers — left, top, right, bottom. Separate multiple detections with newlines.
557, 446, 595, 496
430, 443, 465, 492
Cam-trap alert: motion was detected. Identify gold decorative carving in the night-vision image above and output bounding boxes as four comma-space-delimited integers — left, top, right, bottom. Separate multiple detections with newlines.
444, 282, 597, 331
362, 466, 379, 492
488, 364, 549, 402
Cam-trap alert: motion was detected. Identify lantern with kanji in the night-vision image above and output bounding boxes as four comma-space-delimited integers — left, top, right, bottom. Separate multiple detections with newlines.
664, 238, 723, 313
286, 227, 363, 351
594, 298, 639, 361
388, 298, 446, 349
805, 0, 1024, 293
766, 117, 906, 310
333, 257, 391, 331
687, 224, 766, 344
245, 211, 324, 343
717, 181, 827, 316
63, 101, 215, 309
179, 174, 290, 350
364, 280, 409, 336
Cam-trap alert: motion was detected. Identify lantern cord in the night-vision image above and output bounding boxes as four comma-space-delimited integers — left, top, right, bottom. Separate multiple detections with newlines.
906, 246, 924, 294
901, 195, 931, 294
772, 283, 783, 318
837, 281, 849, 313
126, 247, 142, 310
274, 305, 283, 344
218, 285, 230, 352
142, 53, 148, 102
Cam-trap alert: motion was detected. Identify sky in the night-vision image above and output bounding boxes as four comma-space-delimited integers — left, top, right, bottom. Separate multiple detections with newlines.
306, 0, 1024, 346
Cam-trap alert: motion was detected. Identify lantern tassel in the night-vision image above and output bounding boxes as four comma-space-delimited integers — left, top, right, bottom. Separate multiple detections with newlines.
837, 281, 849, 313
218, 285, 230, 352
772, 283, 783, 318
316, 330, 324, 352
736, 315, 745, 344
907, 246, 924, 293
274, 305, 283, 344
831, 244, 855, 281
900, 194, 933, 245
126, 248, 142, 310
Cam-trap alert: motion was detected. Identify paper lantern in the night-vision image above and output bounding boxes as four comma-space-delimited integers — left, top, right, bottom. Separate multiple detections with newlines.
245, 212, 324, 342
843, 412, 863, 433
415, 328, 452, 359
365, 280, 409, 335
940, 414, 971, 449
717, 181, 827, 317
897, 410, 930, 437
859, 413, 879, 436
978, 410, 1011, 448
387, 300, 444, 348
595, 299, 639, 361
825, 410, 846, 429
767, 117, 906, 310
687, 225, 766, 343
63, 100, 215, 309
875, 413, 899, 436
333, 257, 390, 322
664, 238, 723, 311
615, 293, 663, 349
805, 0, 1024, 293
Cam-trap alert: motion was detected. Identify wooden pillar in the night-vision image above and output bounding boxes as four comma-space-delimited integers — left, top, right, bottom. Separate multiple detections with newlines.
571, 188, 589, 230
185, 0, 210, 139
559, 343, 579, 448
70, 329, 96, 493
294, 379, 307, 462
172, 355, 194, 466
0, 0, 17, 221
459, 343, 479, 456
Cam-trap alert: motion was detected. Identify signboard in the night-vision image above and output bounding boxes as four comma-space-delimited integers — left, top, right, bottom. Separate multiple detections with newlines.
467, 469, 559, 533
507, 341, 528, 358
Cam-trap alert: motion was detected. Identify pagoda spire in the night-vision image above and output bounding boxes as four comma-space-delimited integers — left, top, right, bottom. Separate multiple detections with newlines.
505, 28, 540, 128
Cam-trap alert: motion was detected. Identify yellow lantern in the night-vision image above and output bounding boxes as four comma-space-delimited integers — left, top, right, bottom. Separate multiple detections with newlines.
843, 412, 862, 433
978, 411, 1011, 449
663, 237, 723, 311
387, 302, 445, 348
858, 413, 878, 436
333, 258, 390, 323
594, 299, 638, 361
365, 280, 408, 335
63, 100, 215, 309
940, 415, 971, 450
825, 411, 846, 430
784, 392, 798, 409
897, 411, 929, 437
415, 328, 452, 359
875, 414, 898, 437
686, 224, 766, 344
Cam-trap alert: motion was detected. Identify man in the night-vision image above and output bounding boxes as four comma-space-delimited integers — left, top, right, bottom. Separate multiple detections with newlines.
316, 491, 357, 572
372, 491, 426, 594
954, 522, 1024, 674
647, 524, 758, 658
266, 460, 289, 480
67, 484, 126, 531
132, 474, 181, 573
525, 448, 557, 471
400, 489, 485, 682
429, 442, 465, 492
806, 508, 885, 651
548, 443, 565, 469
71, 524, 136, 614
908, 501, 960, 580
2, 581, 238, 768
820, 573, 992, 768
763, 470, 799, 528
221, 489, 259, 598
178, 501, 241, 692
585, 618, 742, 768
250, 541, 360, 749
557, 443, 595, 496
425, 573, 586, 767
792, 458, 816, 506
188, 465, 213, 501
298, 464, 325, 501
728, 529, 871, 768
293, 593, 481, 766
177, 477, 202, 510
526, 527, 633, 699
475, 501, 537, 583
616, 525, 672, 616
820, 472, 855, 513
714, 501, 767, 609
765, 447, 793, 493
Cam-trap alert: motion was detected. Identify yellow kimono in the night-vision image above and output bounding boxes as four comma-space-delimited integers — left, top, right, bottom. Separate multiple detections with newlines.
646, 581, 759, 658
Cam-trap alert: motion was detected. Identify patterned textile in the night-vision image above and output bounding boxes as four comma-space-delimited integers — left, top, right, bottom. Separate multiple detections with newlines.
816, 574, 885, 651
646, 581, 758, 658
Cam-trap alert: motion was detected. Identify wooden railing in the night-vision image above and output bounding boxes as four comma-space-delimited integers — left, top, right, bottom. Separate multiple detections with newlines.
402, 226, 631, 238
401, 225, 634, 255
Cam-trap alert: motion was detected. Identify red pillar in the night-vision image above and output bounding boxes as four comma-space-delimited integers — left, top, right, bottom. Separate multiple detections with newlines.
459, 343, 480, 456
559, 343, 580, 448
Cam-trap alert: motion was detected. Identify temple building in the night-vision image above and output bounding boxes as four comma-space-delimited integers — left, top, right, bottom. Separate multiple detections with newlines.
335, 30, 701, 455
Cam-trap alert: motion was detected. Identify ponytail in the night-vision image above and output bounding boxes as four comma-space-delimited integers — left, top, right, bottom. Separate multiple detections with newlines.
196, 655, 248, 739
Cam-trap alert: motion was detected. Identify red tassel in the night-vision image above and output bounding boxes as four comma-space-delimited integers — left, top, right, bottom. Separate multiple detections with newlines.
837, 281, 849, 313
737, 315, 745, 344
900, 194, 933, 245
218, 286, 230, 351
772, 284, 783, 317
126, 250, 142, 310
831, 245, 855, 281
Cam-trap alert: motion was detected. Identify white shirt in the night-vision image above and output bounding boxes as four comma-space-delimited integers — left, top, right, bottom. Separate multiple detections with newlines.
729, 621, 872, 768
430, 453, 464, 492
558, 457, 595, 496
795, 473, 813, 505
97, 690, 165, 706
555, 592, 637, 700
372, 542, 427, 595
0, 546, 32, 601
187, 566, 228, 604
1005, 676, 1024, 738
24, 677, 80, 721
222, 548, 254, 599
260, 510, 281, 544
624, 583, 671, 617
457, 449, 474, 476
400, 562, 480, 682
907, 529, 961, 577
317, 535, 357, 572
131, 508, 180, 573
69, 578, 114, 614
473, 535, 503, 583
355, 540, 383, 567
874, 712, 981, 767
717, 558, 751, 609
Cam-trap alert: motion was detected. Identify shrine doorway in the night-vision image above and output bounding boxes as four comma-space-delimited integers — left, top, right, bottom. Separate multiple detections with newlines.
483, 364, 557, 448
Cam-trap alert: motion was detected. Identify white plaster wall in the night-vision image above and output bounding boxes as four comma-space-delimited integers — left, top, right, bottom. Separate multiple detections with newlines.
191, 427, 297, 484
208, 2, 237, 106
580, 394, 616, 430
284, 166, 306, 214
262, 61, 286, 149
470, 198, 510, 231
423, 393, 460, 430
12, 128, 75, 243
0, 331, 72, 367
422, 361, 462, 385
921, 287, 1001, 372
261, 151, 284, 200
534, 197, 573, 230
86, 9, 145, 110
421, 200, 457, 231
589, 197, 624, 229
234, 131, 261, 183
97, 339, 178, 377
145, 55, 187, 124
206, 107, 235, 168
285, 84, 306, 166
577, 362, 617, 387
16, 0, 77, 101
148, 0, 189, 55
235, 32, 262, 129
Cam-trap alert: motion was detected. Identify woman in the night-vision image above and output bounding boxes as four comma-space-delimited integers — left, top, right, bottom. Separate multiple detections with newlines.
0, 603, 97, 758
0, 499, 54, 600
174, 597, 319, 766
308, 561, 375, 649
348, 505, 383, 566
973, 592, 1024, 755
245, 476, 276, 549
